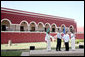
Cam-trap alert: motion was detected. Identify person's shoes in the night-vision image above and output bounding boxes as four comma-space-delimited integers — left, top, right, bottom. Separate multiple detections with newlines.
72, 49, 75, 51
59, 50, 61, 51
65, 50, 69, 51
56, 49, 58, 51
47, 50, 51, 52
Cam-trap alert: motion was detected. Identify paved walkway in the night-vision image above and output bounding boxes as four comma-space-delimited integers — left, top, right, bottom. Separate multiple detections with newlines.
21, 49, 84, 56
21, 52, 30, 56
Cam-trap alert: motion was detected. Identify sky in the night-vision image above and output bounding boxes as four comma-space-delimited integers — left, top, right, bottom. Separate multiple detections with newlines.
1, 1, 84, 27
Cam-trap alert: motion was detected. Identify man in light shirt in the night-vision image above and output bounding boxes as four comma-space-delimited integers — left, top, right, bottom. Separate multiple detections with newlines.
54, 28, 62, 51
62, 31, 70, 51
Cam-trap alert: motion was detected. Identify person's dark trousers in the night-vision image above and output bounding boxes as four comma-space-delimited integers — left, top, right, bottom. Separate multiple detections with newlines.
56, 38, 61, 51
65, 42, 69, 51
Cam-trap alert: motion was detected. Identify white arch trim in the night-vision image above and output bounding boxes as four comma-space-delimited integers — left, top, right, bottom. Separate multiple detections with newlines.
38, 22, 45, 27
20, 20, 29, 26
51, 23, 57, 28
1, 18, 20, 25
30, 21, 38, 27
61, 24, 66, 27
45, 23, 51, 28
69, 25, 74, 29
1, 18, 12, 24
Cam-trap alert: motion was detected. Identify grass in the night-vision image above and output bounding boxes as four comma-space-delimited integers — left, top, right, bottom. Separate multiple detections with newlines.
1, 39, 84, 50
1, 51, 22, 56
1, 49, 30, 56
75, 39, 84, 44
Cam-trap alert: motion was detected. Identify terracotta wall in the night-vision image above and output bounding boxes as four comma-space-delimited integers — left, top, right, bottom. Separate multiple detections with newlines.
1, 32, 84, 44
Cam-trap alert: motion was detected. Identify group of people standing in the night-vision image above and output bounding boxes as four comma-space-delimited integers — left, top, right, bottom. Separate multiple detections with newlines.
45, 28, 75, 51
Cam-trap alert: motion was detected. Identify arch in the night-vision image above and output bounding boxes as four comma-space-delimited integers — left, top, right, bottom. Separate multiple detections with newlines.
45, 23, 51, 28
1, 18, 12, 24
30, 21, 37, 27
30, 21, 37, 31
51, 23, 57, 32
69, 25, 74, 29
38, 22, 45, 32
51, 23, 57, 28
45, 23, 51, 32
38, 22, 45, 27
20, 20, 29, 31
20, 20, 29, 26
69, 25, 74, 32
1, 19, 11, 31
66, 27, 70, 32
61, 24, 66, 32
61, 24, 66, 27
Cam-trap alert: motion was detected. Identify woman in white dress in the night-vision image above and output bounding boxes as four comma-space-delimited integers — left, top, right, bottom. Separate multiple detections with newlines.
71, 30, 75, 51
45, 28, 54, 51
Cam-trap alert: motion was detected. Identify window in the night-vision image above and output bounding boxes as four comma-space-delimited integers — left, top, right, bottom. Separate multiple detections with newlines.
1, 20, 10, 31
2, 25, 6, 31
20, 26, 24, 31
38, 23, 44, 32
52, 28, 55, 32
45, 28, 47, 32
31, 27, 35, 31
70, 26, 73, 32
20, 21, 28, 31
61, 25, 65, 32
30, 22, 36, 32
45, 24, 50, 32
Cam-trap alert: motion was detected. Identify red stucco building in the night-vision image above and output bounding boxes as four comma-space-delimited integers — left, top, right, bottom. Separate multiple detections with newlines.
1, 7, 83, 44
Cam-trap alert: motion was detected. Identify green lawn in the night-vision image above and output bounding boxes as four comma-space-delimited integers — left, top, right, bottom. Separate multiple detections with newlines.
1, 39, 84, 50
1, 51, 22, 56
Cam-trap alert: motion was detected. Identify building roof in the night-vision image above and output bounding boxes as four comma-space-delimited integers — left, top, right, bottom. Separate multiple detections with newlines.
1, 7, 74, 21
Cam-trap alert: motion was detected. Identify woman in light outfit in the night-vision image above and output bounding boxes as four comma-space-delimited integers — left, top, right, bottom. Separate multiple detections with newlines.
45, 28, 54, 51
71, 30, 75, 51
